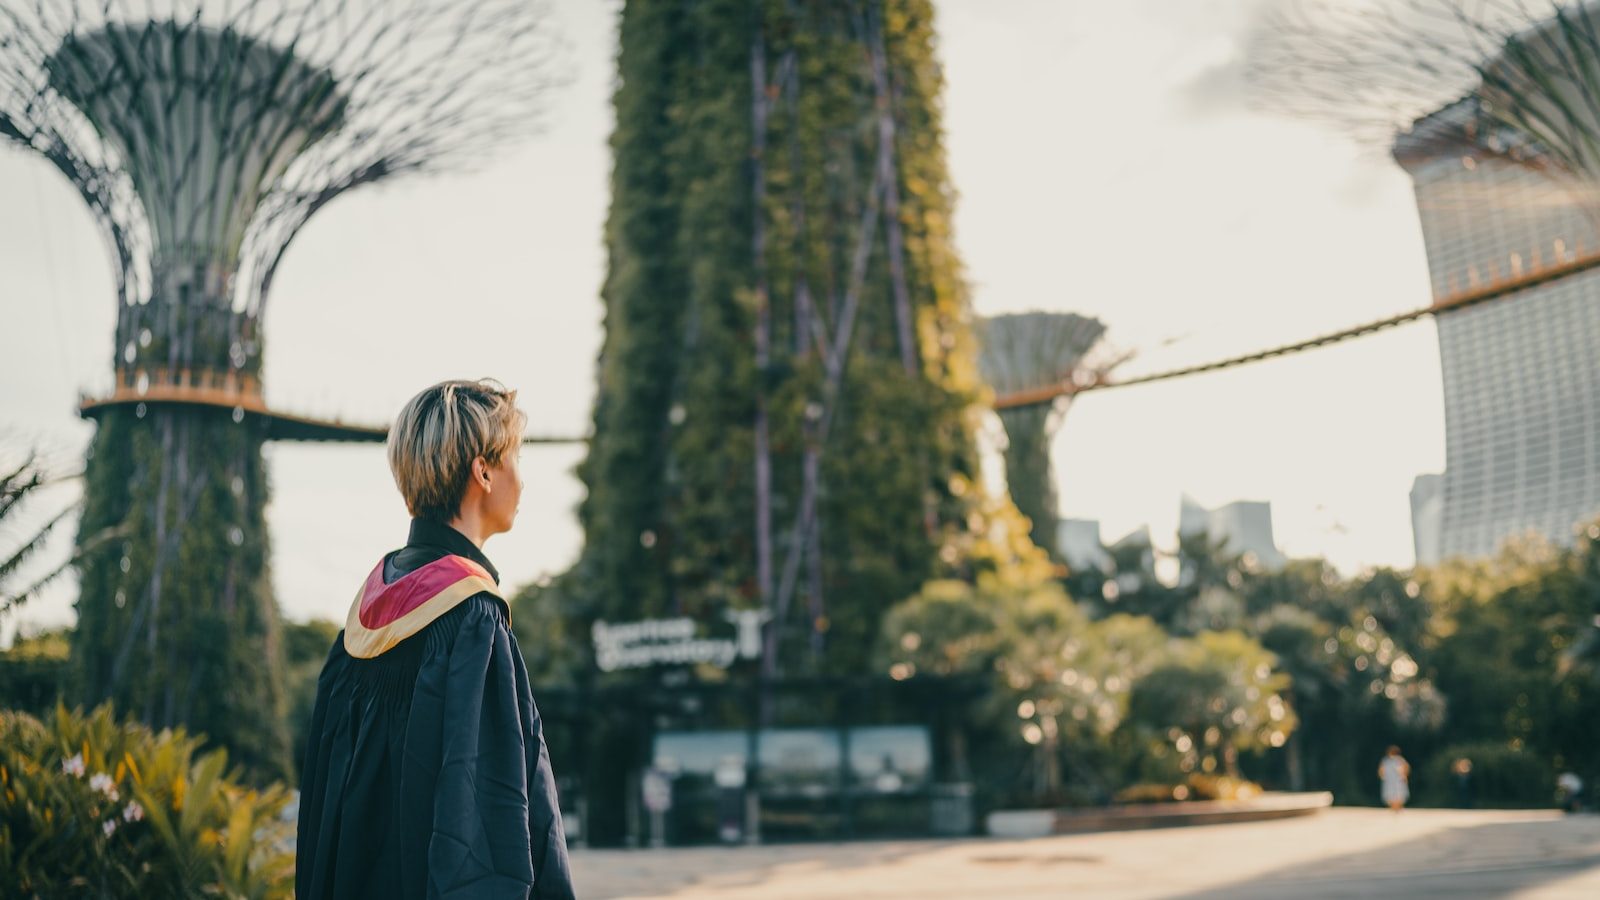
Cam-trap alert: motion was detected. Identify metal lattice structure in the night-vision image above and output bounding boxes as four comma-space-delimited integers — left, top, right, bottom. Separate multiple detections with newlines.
1249, 1, 1600, 565
1249, 1, 1600, 184
0, 0, 559, 779
2, 1, 559, 324
977, 312, 1107, 399
976, 312, 1107, 558
970, 2, 1600, 415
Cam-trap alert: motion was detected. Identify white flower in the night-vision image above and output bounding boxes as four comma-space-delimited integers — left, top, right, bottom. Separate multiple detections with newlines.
122, 801, 144, 823
89, 773, 119, 801
102, 818, 118, 837
61, 753, 86, 777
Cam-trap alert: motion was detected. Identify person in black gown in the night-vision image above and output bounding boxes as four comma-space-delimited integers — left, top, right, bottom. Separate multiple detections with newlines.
296, 379, 576, 899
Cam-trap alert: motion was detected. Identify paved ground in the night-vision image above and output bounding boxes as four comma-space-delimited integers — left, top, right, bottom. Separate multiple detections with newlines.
568, 809, 1600, 899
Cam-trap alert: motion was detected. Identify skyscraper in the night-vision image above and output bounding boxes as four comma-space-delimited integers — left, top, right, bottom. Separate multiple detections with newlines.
1177, 495, 1286, 570
1409, 473, 1443, 567
1054, 518, 1111, 573
1395, 100, 1600, 563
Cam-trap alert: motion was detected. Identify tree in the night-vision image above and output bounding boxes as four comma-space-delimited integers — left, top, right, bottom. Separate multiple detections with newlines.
880, 576, 1182, 807
0, 449, 122, 618
1420, 533, 1600, 785
280, 617, 340, 780
1123, 631, 1295, 781
508, 578, 593, 689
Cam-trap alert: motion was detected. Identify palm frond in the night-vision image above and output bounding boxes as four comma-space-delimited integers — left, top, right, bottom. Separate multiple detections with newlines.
0, 452, 100, 616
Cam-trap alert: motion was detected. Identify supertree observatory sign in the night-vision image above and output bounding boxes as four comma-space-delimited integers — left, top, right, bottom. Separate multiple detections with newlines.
593, 610, 771, 673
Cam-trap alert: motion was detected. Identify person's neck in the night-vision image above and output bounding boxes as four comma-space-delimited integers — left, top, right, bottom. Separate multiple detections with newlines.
445, 511, 491, 549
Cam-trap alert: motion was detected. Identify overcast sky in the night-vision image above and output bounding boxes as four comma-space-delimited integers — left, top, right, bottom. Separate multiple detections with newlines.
0, 0, 1444, 642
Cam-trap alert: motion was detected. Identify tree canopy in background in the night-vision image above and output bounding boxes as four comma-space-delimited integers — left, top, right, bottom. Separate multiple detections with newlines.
879, 520, 1600, 809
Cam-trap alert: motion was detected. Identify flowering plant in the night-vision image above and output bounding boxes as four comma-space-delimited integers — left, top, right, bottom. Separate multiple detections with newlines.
1, 703, 293, 898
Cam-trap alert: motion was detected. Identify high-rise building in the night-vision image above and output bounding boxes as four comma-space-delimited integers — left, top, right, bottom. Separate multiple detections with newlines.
1055, 518, 1111, 573
1394, 100, 1600, 562
1177, 495, 1287, 570
1409, 473, 1444, 566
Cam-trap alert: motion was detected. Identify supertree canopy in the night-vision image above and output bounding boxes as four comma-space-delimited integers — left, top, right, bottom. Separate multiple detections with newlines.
976, 312, 1106, 562
1250, 1, 1600, 187
0, 0, 557, 780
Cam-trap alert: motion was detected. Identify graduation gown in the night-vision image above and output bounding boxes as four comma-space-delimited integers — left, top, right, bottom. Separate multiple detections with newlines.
296, 518, 576, 900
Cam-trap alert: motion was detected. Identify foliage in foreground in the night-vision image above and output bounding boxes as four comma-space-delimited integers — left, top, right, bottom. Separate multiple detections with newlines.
0, 703, 293, 899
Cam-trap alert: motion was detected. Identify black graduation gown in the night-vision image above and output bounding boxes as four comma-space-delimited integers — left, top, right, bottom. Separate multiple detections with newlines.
296, 518, 576, 899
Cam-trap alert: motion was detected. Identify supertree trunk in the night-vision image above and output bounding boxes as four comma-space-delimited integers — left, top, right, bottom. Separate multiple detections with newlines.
576, 0, 985, 677
2, 2, 558, 781
997, 405, 1060, 559
976, 312, 1107, 562
76, 399, 287, 777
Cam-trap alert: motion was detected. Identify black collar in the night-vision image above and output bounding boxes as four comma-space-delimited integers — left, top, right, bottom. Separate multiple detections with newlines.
405, 517, 501, 585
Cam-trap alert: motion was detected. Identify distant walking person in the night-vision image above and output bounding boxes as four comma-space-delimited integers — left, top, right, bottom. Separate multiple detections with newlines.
296, 379, 576, 899
1558, 772, 1584, 813
1452, 757, 1474, 808
1379, 745, 1411, 812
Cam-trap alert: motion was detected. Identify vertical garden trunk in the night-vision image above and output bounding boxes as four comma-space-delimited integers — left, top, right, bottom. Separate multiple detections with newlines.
576, 0, 984, 677
998, 406, 1059, 561
4, 8, 560, 786
73, 274, 290, 782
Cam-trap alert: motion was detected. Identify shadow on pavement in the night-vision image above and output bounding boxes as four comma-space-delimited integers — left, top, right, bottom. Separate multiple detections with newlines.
575, 838, 960, 900
1168, 815, 1600, 899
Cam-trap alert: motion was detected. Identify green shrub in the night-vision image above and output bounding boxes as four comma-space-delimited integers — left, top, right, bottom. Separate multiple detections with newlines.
0, 703, 293, 898
0, 630, 70, 717
1112, 783, 1184, 804
1183, 774, 1262, 801
1417, 742, 1555, 809
282, 618, 340, 780
1111, 775, 1262, 805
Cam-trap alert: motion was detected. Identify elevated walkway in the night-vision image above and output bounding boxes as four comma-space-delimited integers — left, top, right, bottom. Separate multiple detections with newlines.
78, 367, 583, 444
995, 245, 1600, 410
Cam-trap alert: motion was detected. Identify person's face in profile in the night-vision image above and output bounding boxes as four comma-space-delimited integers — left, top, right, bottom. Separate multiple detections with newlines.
485, 448, 524, 535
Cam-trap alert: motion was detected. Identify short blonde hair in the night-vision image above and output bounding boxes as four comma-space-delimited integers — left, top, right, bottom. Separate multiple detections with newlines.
388, 378, 527, 521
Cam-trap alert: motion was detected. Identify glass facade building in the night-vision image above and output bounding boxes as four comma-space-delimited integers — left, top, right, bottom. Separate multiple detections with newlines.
1396, 101, 1600, 563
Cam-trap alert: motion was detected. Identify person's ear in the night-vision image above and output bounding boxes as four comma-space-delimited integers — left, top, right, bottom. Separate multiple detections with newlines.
475, 456, 492, 491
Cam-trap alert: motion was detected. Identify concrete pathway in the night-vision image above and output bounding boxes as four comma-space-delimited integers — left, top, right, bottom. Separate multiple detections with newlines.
568, 809, 1600, 899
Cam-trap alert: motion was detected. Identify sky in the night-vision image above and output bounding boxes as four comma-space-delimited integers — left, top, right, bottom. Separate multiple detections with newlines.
0, 0, 1446, 643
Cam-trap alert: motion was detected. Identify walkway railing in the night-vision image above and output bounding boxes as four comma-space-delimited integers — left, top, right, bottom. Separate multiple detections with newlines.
78, 367, 583, 445
994, 243, 1600, 411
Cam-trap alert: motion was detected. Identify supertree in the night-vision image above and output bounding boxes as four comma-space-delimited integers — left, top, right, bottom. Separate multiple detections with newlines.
1249, 0, 1600, 190
0, 0, 558, 779
976, 312, 1106, 562
573, 0, 986, 679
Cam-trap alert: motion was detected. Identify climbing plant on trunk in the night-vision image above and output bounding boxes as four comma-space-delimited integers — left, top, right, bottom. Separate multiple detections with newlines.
575, 0, 989, 677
